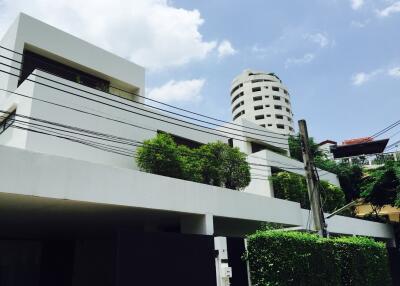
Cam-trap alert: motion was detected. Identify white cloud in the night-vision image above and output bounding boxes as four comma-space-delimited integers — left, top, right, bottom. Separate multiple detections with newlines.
376, 1, 400, 17
147, 79, 205, 103
285, 53, 315, 68
351, 69, 383, 85
217, 40, 237, 59
350, 20, 369, 28
350, 0, 364, 10
303, 33, 329, 48
388, 67, 400, 77
0, 0, 218, 70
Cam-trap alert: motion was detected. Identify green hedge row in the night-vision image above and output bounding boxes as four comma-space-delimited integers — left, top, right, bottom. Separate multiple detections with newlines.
246, 231, 391, 286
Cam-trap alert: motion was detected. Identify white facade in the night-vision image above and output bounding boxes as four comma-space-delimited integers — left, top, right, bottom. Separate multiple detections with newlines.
230, 69, 295, 135
0, 13, 394, 244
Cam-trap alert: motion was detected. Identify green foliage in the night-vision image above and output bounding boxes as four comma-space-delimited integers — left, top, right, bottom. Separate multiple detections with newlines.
288, 134, 322, 162
136, 133, 251, 190
360, 161, 400, 210
271, 171, 345, 212
246, 230, 391, 286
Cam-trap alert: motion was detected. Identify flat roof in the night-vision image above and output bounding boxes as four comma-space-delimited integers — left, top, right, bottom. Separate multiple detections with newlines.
331, 139, 389, 158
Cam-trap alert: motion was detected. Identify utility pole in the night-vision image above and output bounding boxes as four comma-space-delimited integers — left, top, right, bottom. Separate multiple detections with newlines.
298, 119, 327, 237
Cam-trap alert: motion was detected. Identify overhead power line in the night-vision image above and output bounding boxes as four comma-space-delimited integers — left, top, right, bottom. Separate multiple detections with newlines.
0, 67, 290, 148
0, 45, 290, 138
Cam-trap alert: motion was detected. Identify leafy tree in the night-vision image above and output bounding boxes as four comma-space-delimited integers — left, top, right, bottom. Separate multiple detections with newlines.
136, 132, 183, 179
288, 134, 322, 162
198, 142, 251, 190
271, 171, 345, 212
136, 133, 251, 190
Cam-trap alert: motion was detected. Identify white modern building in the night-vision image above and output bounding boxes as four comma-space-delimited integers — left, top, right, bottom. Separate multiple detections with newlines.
230, 69, 295, 135
0, 13, 395, 286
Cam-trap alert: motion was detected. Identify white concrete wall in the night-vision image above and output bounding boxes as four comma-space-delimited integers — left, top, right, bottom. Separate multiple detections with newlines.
0, 145, 394, 239
1, 13, 145, 99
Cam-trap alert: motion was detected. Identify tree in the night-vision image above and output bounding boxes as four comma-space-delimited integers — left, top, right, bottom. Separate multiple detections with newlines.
136, 132, 183, 179
198, 142, 251, 190
288, 134, 322, 162
270, 171, 346, 212
136, 133, 251, 190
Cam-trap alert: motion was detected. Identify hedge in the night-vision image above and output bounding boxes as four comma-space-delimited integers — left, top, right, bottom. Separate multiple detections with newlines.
246, 231, 391, 286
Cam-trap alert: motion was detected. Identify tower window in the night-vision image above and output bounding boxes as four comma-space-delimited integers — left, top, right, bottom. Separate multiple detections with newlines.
254, 105, 263, 110
255, 115, 265, 120
252, 87, 261, 92
285, 98, 289, 104
272, 86, 279, 92
253, 96, 262, 101
274, 105, 282, 110
277, 124, 285, 129
273, 95, 280, 100
275, 115, 284, 119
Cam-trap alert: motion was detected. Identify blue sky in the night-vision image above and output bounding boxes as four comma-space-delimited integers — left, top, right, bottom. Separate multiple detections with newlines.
0, 0, 399, 145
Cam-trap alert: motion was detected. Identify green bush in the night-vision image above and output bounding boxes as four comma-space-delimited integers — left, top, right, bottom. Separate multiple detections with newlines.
136, 133, 251, 190
271, 171, 346, 213
246, 231, 391, 286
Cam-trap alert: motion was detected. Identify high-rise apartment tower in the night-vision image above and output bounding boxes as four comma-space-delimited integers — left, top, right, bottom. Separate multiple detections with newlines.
230, 69, 295, 134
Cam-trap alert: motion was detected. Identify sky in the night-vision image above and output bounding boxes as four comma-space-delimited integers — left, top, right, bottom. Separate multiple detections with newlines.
0, 0, 399, 146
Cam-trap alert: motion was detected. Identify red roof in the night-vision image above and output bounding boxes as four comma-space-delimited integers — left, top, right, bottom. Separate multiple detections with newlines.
342, 137, 373, 145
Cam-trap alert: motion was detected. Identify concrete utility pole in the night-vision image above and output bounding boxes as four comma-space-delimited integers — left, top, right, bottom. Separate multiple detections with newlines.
298, 119, 327, 237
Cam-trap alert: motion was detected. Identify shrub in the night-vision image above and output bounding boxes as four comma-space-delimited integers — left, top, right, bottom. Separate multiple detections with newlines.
271, 171, 346, 212
136, 133, 250, 190
246, 230, 391, 286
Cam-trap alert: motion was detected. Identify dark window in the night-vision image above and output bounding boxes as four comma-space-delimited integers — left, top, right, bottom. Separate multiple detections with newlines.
260, 124, 266, 127
254, 105, 263, 110
255, 115, 265, 120
253, 96, 262, 101
289, 127, 294, 131
284, 90, 288, 95
285, 99, 289, 104
275, 115, 283, 119
231, 83, 243, 95
268, 124, 272, 126
265, 105, 270, 107
0, 109, 16, 135
272, 86, 279, 92
252, 87, 261, 92
251, 79, 263, 83
287, 117, 292, 122
232, 101, 244, 112
233, 110, 245, 120
158, 131, 203, 149
273, 95, 280, 100
265, 95, 269, 98
231, 92, 244, 104
274, 105, 282, 110
19, 50, 110, 92
266, 114, 271, 117
286, 108, 291, 113
277, 124, 285, 129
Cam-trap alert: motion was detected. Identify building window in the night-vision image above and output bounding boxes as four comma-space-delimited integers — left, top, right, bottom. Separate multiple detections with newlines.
265, 104, 270, 107
265, 95, 269, 98
253, 96, 262, 101
0, 109, 16, 135
268, 124, 272, 126
266, 114, 271, 117
272, 86, 279, 92
289, 127, 294, 131
255, 115, 265, 120
275, 114, 284, 119
252, 87, 261, 92
19, 50, 110, 92
231, 83, 243, 95
251, 79, 263, 83
287, 117, 292, 122
273, 95, 280, 100
274, 105, 282, 110
233, 110, 245, 120
232, 101, 244, 112
277, 124, 285, 129
254, 105, 263, 110
260, 124, 266, 127
283, 90, 288, 95
285, 98, 289, 104
231, 91, 244, 104
286, 108, 291, 113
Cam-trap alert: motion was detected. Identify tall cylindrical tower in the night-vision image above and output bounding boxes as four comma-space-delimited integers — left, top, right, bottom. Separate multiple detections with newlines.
230, 69, 294, 134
